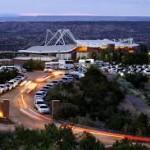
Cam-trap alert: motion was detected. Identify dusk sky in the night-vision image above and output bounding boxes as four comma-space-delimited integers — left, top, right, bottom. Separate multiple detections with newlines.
0, 0, 150, 16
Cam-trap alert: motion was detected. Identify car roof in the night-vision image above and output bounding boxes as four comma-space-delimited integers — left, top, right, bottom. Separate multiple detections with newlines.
47, 83, 54, 85
39, 104, 48, 107
35, 99, 44, 102
36, 91, 45, 94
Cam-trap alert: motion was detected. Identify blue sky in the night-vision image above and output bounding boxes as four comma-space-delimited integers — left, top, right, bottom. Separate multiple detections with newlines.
0, 0, 150, 16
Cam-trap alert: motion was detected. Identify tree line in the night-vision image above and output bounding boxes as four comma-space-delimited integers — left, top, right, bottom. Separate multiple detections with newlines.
47, 66, 150, 136
0, 69, 19, 84
100, 44, 149, 65
0, 124, 148, 150
23, 59, 44, 71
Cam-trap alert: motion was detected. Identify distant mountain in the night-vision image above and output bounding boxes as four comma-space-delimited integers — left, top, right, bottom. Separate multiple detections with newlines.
0, 13, 18, 17
0, 16, 150, 22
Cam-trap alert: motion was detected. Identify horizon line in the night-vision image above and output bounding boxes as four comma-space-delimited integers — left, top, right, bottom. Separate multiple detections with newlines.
1, 14, 150, 17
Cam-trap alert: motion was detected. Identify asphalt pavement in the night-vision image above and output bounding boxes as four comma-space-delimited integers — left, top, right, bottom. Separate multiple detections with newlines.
0, 71, 149, 146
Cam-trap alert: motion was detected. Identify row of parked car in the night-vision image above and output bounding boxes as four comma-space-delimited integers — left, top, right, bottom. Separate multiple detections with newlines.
0, 74, 26, 95
34, 71, 85, 114
96, 60, 150, 75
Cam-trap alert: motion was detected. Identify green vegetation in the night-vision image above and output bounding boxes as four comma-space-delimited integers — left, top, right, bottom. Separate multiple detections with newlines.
0, 69, 19, 84
47, 66, 150, 136
124, 73, 148, 88
79, 132, 105, 150
23, 59, 44, 71
100, 49, 123, 63
113, 139, 149, 150
0, 124, 148, 150
0, 124, 105, 150
121, 53, 149, 65
100, 44, 149, 65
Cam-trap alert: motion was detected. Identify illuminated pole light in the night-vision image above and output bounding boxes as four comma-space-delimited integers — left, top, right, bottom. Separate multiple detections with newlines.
0, 102, 4, 118
0, 110, 4, 118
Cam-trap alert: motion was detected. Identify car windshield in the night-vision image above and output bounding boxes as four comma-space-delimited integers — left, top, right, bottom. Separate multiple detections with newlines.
9, 82, 13, 84
62, 78, 68, 80
43, 87, 49, 89
40, 106, 48, 108
36, 93, 43, 95
37, 102, 44, 104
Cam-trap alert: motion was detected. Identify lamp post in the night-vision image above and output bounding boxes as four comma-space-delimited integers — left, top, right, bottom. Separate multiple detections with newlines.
58, 50, 60, 60
39, 50, 41, 61
12, 52, 15, 66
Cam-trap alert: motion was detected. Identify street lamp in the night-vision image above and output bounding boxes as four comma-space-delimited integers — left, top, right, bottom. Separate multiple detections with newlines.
39, 50, 41, 61
12, 52, 16, 66
58, 50, 60, 60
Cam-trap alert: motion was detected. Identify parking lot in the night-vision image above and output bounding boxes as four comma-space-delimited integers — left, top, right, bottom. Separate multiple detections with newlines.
96, 60, 150, 76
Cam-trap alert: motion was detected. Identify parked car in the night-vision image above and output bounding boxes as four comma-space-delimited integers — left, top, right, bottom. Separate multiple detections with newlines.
61, 77, 71, 84
143, 69, 150, 75
67, 74, 80, 80
42, 86, 50, 91
39, 89, 48, 97
46, 83, 55, 89
5, 83, 13, 91
35, 101, 46, 109
8, 80, 18, 88
35, 91, 46, 99
51, 80, 59, 85
37, 104, 50, 114
0, 84, 8, 93
34, 98, 44, 105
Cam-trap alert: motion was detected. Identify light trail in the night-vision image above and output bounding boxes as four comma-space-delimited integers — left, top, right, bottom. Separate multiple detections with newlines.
20, 108, 42, 121
20, 80, 27, 86
51, 71, 65, 76
21, 94, 27, 109
16, 74, 150, 144
25, 81, 32, 87
18, 93, 51, 122
35, 75, 51, 83
29, 108, 51, 121
67, 125, 150, 143
26, 82, 37, 93
67, 125, 124, 139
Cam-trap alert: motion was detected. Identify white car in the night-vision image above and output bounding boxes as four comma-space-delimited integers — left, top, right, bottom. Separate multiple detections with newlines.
143, 69, 150, 75
0, 84, 8, 93
34, 98, 44, 105
8, 80, 18, 88
51, 80, 59, 85
16, 75, 26, 81
70, 71, 85, 78
109, 68, 117, 74
0, 87, 3, 94
5, 83, 13, 91
35, 91, 46, 99
37, 104, 50, 114
35, 100, 45, 109
46, 83, 55, 88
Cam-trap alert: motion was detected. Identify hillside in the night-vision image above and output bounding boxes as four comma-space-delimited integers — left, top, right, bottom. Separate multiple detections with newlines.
0, 21, 150, 51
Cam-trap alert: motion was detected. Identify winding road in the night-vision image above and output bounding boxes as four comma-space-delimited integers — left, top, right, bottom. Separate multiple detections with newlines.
0, 71, 150, 147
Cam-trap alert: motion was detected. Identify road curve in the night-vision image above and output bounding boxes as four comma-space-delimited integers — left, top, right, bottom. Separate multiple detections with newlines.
0, 71, 150, 146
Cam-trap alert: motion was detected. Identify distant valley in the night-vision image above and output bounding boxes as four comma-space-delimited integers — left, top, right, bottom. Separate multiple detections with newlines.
0, 21, 150, 51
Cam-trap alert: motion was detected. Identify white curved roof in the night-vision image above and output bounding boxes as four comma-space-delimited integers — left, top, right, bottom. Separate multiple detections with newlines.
19, 39, 139, 54
77, 39, 139, 48
19, 45, 77, 53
